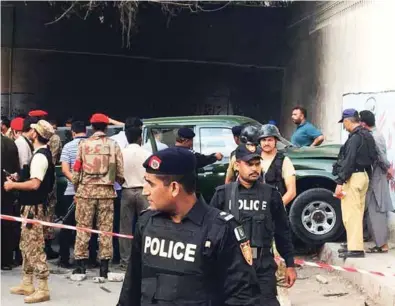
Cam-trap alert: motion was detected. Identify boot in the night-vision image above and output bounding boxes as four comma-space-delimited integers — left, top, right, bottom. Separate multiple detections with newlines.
99, 259, 109, 278
24, 279, 50, 303
44, 240, 59, 260
72, 259, 86, 275
10, 274, 35, 296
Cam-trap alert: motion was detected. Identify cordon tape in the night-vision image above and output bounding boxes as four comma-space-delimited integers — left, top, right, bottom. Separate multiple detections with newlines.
1, 214, 394, 277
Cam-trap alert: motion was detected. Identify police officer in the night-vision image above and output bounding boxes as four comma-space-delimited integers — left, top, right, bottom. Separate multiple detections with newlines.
225, 125, 243, 184
72, 113, 125, 277
210, 143, 297, 306
334, 109, 377, 258
175, 127, 223, 168
117, 147, 260, 306
4, 120, 55, 303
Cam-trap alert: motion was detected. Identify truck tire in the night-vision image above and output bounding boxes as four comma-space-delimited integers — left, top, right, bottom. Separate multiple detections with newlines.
289, 188, 345, 245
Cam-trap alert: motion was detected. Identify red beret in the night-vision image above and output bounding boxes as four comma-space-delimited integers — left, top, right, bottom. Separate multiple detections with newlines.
11, 117, 24, 131
90, 113, 109, 124
28, 110, 48, 117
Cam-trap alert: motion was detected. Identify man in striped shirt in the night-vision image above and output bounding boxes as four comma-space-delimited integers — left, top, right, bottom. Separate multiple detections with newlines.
58, 121, 97, 268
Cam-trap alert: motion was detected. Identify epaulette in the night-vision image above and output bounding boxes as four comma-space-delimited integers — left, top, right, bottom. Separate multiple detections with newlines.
217, 211, 234, 222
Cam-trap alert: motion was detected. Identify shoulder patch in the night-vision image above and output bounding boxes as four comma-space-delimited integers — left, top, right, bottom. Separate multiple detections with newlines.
217, 211, 234, 222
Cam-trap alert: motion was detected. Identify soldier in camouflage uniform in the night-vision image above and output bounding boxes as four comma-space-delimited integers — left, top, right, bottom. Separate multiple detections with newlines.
44, 129, 62, 258
4, 120, 55, 303
72, 113, 124, 278
27, 110, 62, 258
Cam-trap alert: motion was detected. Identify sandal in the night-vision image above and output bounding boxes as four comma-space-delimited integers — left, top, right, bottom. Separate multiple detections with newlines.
366, 246, 388, 253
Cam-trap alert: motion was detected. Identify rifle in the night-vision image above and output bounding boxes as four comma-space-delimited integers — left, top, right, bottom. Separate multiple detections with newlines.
54, 202, 76, 224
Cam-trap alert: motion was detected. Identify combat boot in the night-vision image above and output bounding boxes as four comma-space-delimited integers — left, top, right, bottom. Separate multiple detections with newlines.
24, 279, 50, 303
72, 259, 86, 275
10, 273, 35, 296
99, 259, 110, 278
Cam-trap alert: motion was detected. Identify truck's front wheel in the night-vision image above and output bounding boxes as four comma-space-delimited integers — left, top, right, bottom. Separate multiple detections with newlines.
289, 188, 345, 245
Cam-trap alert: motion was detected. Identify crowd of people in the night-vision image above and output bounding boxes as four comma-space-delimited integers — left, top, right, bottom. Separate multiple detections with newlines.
0, 107, 393, 305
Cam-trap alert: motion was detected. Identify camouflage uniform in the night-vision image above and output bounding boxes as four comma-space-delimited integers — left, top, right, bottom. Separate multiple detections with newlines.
44, 133, 62, 240
72, 131, 124, 261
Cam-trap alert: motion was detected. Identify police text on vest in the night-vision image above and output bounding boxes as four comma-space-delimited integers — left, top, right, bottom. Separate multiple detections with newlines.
144, 236, 197, 262
238, 200, 267, 211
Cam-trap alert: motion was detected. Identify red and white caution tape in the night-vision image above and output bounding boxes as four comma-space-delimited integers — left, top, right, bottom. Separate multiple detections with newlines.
2, 214, 394, 277
0, 214, 133, 240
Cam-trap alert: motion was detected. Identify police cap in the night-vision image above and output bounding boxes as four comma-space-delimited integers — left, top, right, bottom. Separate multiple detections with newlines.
235, 143, 262, 162
143, 147, 197, 175
338, 108, 359, 123
90, 113, 109, 124
177, 128, 195, 139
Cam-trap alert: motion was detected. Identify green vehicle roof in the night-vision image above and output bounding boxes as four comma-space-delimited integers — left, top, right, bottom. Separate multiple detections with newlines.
143, 115, 259, 126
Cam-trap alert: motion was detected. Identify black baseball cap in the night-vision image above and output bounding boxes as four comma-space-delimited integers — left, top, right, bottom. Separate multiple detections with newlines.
235, 143, 262, 162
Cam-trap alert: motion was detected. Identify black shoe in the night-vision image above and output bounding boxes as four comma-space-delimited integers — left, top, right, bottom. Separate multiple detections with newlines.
339, 251, 365, 259
72, 259, 87, 274
338, 248, 348, 253
57, 259, 74, 269
340, 242, 347, 248
99, 259, 110, 278
1, 264, 12, 271
45, 240, 59, 260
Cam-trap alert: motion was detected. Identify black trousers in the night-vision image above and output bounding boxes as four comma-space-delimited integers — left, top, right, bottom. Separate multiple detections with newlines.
59, 195, 98, 262
253, 254, 280, 306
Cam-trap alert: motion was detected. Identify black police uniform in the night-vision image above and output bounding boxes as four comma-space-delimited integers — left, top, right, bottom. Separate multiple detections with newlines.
117, 147, 260, 306
210, 144, 295, 306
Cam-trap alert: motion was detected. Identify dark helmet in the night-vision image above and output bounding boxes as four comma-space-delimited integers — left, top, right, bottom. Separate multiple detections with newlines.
240, 125, 259, 144
258, 124, 282, 141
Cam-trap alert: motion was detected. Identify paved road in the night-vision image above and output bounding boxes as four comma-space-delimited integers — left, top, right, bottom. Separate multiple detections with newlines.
1, 258, 376, 306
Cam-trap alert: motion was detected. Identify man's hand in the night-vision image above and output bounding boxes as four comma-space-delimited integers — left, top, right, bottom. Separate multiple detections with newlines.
4, 177, 15, 192
285, 267, 297, 288
215, 153, 223, 161
387, 168, 394, 180
334, 184, 344, 198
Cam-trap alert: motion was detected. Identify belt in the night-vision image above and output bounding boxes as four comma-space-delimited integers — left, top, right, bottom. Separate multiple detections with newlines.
251, 247, 272, 259
122, 186, 143, 189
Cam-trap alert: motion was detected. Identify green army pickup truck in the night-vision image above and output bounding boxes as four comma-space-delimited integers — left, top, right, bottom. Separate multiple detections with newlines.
55, 115, 343, 246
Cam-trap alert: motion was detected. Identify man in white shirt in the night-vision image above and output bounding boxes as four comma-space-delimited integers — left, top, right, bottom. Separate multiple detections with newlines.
119, 126, 150, 270
110, 116, 143, 264
13, 117, 36, 174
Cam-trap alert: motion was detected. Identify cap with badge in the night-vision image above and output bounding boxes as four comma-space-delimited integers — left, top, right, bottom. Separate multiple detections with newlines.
235, 143, 262, 162
28, 110, 48, 117
90, 113, 109, 124
338, 108, 359, 123
177, 128, 195, 139
143, 147, 197, 175
11, 117, 24, 131
31, 120, 55, 140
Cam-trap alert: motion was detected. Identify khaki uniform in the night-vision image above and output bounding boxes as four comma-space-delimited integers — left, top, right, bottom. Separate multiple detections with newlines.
44, 134, 62, 240
342, 172, 369, 250
72, 131, 124, 260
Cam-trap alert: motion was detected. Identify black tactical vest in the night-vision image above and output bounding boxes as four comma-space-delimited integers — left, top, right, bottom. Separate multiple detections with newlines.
223, 182, 273, 249
264, 152, 286, 196
139, 208, 226, 305
19, 147, 55, 206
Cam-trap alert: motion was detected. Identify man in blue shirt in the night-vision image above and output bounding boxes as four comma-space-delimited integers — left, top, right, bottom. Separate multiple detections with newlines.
291, 106, 324, 147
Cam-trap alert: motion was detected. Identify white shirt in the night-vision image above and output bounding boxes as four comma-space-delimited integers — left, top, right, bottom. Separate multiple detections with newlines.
142, 140, 168, 153
122, 143, 151, 188
30, 145, 49, 181
15, 136, 33, 169
111, 131, 128, 191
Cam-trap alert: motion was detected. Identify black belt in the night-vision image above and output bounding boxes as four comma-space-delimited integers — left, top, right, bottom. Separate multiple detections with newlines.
251, 247, 272, 259
354, 167, 368, 173
122, 186, 143, 189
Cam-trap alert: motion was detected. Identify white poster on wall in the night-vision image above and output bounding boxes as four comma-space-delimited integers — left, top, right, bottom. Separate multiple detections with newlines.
342, 91, 395, 210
